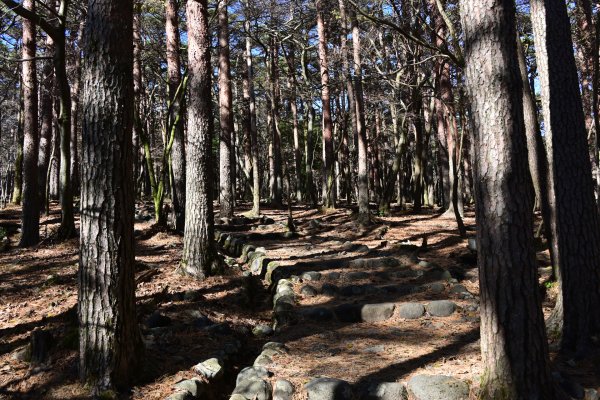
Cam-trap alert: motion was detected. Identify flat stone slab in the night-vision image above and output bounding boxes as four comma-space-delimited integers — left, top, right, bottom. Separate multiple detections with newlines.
407, 375, 469, 400
398, 303, 426, 319
305, 377, 354, 400
426, 300, 456, 317
361, 303, 395, 322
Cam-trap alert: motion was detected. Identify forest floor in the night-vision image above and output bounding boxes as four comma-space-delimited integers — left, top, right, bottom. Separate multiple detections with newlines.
0, 201, 599, 399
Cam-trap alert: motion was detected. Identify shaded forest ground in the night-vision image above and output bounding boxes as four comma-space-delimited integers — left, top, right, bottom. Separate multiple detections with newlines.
0, 202, 599, 399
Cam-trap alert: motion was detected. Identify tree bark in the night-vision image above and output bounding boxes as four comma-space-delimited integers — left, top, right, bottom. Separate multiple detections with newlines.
79, 0, 143, 390
38, 34, 54, 209
530, 0, 600, 353
316, 0, 335, 209
181, 0, 219, 279
351, 10, 368, 222
19, 0, 39, 247
218, 0, 234, 218
460, 0, 558, 398
166, 0, 186, 230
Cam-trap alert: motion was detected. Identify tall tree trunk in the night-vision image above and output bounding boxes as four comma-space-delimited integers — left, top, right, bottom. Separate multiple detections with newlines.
79, 0, 143, 390
181, 0, 219, 278
351, 10, 368, 222
70, 21, 84, 196
305, 104, 317, 207
530, 0, 600, 353
316, 0, 335, 209
243, 5, 260, 216
460, 0, 557, 398
133, 3, 143, 196
166, 0, 186, 230
12, 89, 24, 205
38, 34, 54, 209
268, 35, 283, 207
218, 0, 233, 218
19, 0, 39, 247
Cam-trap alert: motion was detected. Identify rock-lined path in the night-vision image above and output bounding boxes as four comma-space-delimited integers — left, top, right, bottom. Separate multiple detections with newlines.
192, 209, 485, 400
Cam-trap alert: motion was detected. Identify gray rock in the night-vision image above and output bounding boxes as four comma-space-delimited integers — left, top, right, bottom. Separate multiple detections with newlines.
423, 268, 452, 281
253, 324, 274, 337
367, 382, 408, 400
328, 271, 342, 280
263, 341, 288, 354
303, 307, 335, 322
236, 366, 271, 386
407, 375, 469, 400
361, 303, 395, 322
322, 283, 339, 296
274, 379, 295, 400
398, 303, 425, 319
254, 353, 273, 366
334, 303, 362, 323
426, 300, 456, 317
449, 284, 469, 294
173, 378, 205, 397
347, 271, 369, 281
166, 391, 195, 400
340, 285, 365, 297
305, 377, 354, 400
428, 282, 445, 294
302, 271, 322, 281
193, 357, 223, 379
233, 378, 273, 400
301, 285, 319, 297
467, 237, 477, 252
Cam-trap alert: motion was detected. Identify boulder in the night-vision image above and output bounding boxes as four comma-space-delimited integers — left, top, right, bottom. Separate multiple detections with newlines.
305, 377, 354, 400
398, 303, 425, 319
274, 379, 295, 400
426, 300, 456, 317
236, 366, 271, 386
166, 391, 195, 400
302, 271, 322, 281
173, 378, 205, 397
366, 382, 408, 400
334, 303, 362, 323
303, 307, 334, 322
301, 285, 319, 297
252, 324, 274, 337
233, 379, 272, 400
193, 358, 223, 380
360, 303, 395, 323
407, 375, 469, 400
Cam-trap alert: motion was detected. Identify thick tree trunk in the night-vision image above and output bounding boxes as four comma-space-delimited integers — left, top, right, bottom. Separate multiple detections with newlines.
316, 0, 335, 209
19, 0, 39, 247
460, 1, 558, 398
268, 36, 283, 207
133, 4, 143, 196
305, 104, 317, 207
79, 0, 143, 390
530, 0, 600, 353
166, 0, 186, 230
181, 0, 219, 279
218, 0, 233, 218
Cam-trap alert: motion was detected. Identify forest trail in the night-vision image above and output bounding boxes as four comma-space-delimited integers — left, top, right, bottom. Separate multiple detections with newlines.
0, 204, 597, 399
